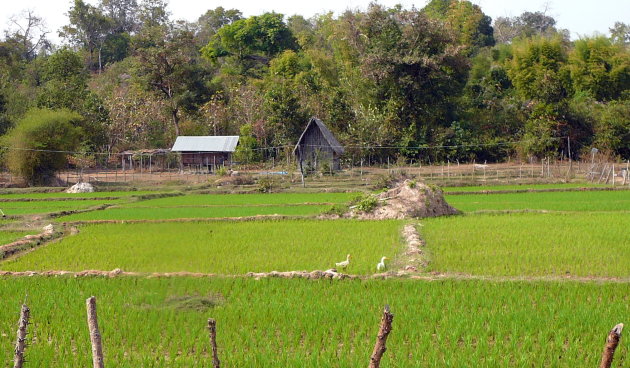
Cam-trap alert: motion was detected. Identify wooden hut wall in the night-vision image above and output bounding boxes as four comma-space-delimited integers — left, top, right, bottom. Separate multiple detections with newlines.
298, 125, 335, 168
181, 152, 230, 166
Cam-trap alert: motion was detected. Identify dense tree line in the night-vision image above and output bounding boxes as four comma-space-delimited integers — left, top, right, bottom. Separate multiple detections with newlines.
0, 0, 628, 177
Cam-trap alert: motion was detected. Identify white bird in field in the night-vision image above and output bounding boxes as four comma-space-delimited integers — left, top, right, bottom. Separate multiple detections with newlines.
335, 254, 351, 270
376, 257, 388, 271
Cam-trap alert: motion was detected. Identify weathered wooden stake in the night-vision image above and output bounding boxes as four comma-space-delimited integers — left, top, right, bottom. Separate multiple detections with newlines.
207, 318, 220, 368
599, 323, 623, 368
13, 304, 30, 368
369, 305, 394, 368
86, 296, 105, 368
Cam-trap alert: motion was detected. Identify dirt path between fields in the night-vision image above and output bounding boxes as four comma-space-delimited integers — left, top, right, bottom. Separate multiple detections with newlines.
0, 269, 627, 283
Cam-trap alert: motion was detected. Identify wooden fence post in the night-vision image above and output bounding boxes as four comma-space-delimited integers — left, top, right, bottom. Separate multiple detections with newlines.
208, 318, 220, 368
369, 305, 394, 368
600, 323, 623, 368
86, 296, 105, 368
13, 304, 30, 368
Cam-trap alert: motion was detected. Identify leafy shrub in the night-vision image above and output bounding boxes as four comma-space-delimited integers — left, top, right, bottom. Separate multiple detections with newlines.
215, 165, 229, 176
372, 171, 412, 190
325, 203, 348, 216
355, 194, 378, 213
4, 108, 83, 186
257, 176, 277, 193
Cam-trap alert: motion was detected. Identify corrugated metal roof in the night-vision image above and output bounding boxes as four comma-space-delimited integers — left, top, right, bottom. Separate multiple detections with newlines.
293, 117, 344, 155
171, 136, 239, 152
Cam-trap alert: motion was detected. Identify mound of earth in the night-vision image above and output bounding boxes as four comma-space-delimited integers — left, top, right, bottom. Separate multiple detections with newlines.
354, 179, 459, 220
66, 182, 94, 193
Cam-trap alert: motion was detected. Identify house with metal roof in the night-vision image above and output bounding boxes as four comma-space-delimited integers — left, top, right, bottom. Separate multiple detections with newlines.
171, 136, 239, 171
293, 117, 344, 171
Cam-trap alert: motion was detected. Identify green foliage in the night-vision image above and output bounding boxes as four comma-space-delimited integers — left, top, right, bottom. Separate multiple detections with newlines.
214, 165, 228, 176
493, 11, 560, 44
132, 25, 211, 137
569, 36, 630, 101
3, 109, 83, 185
202, 12, 297, 60
424, 0, 495, 53
325, 203, 349, 216
36, 49, 108, 147
1, 1, 629, 164
508, 36, 572, 102
591, 99, 630, 157
354, 194, 378, 213
233, 124, 261, 163
256, 176, 277, 193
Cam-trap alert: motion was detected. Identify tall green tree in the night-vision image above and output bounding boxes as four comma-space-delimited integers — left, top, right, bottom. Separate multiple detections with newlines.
202, 12, 298, 77
61, 0, 113, 71
37, 49, 108, 147
195, 7, 242, 46
570, 36, 630, 101
423, 0, 494, 53
133, 24, 211, 138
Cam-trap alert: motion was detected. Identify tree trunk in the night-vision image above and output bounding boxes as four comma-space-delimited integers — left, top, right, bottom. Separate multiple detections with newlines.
600, 323, 624, 368
171, 108, 183, 172
86, 296, 105, 368
207, 319, 220, 368
13, 304, 30, 368
369, 305, 394, 368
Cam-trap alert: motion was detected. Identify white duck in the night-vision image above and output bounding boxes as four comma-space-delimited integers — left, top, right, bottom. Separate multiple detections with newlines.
376, 256, 388, 271
335, 254, 351, 270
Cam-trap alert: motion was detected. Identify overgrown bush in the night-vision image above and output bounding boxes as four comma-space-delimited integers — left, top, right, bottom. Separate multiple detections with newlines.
325, 203, 349, 216
355, 194, 378, 213
215, 166, 228, 176
3, 108, 83, 186
257, 176, 277, 193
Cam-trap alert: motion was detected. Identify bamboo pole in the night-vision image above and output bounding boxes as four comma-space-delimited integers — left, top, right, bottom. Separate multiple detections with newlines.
599, 323, 623, 368
208, 319, 220, 368
369, 305, 394, 368
86, 296, 105, 368
13, 304, 30, 368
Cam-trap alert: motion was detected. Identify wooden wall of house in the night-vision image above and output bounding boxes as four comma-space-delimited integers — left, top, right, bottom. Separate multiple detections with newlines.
181, 152, 230, 167
297, 124, 338, 169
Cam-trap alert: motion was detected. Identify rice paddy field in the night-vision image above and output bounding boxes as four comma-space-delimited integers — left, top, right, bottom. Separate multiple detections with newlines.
421, 212, 630, 277
2, 220, 402, 274
0, 199, 124, 216
442, 183, 610, 192
0, 230, 34, 244
0, 190, 166, 199
0, 182, 628, 367
444, 190, 630, 212
0, 277, 627, 367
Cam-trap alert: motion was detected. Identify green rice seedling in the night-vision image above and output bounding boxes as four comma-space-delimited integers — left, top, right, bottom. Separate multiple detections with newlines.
0, 199, 124, 216
421, 212, 630, 277
442, 183, 610, 192
55, 204, 331, 221
123, 192, 358, 207
0, 230, 35, 245
2, 220, 403, 274
445, 190, 630, 212
0, 191, 164, 199
0, 277, 625, 367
